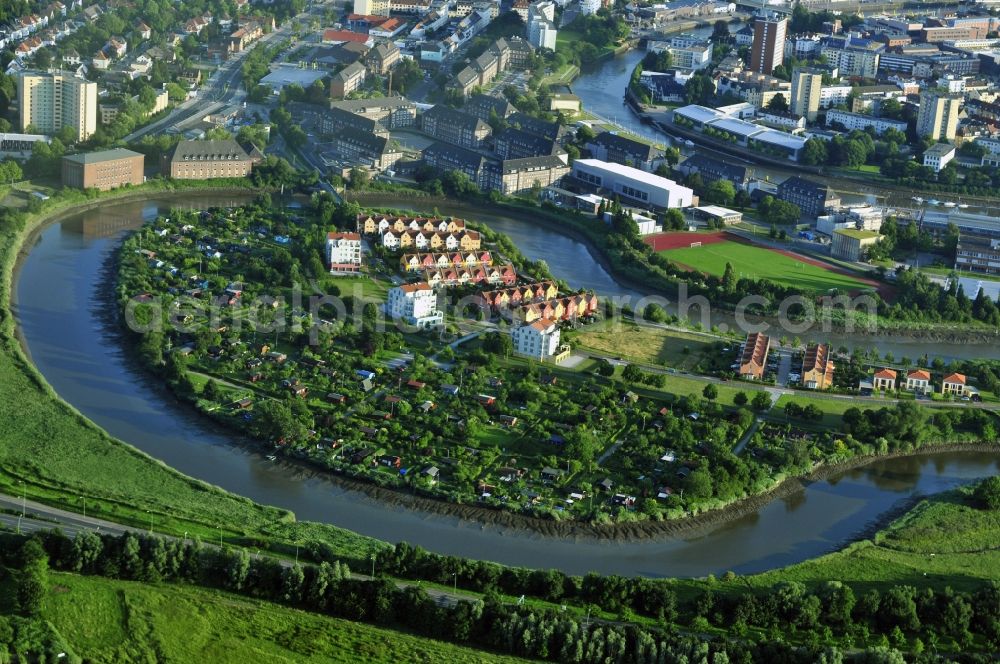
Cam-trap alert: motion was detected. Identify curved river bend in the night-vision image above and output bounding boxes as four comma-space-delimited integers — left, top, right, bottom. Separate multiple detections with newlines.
12, 195, 1000, 577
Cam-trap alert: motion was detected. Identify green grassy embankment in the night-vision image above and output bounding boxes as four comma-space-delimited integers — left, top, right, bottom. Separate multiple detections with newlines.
44, 573, 529, 664
0, 182, 385, 563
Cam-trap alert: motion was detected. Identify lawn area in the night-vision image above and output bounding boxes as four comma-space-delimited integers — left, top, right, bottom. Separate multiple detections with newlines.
540, 63, 578, 86
748, 486, 1000, 595
44, 573, 529, 664
572, 322, 721, 371
324, 275, 390, 301
770, 393, 879, 428
0, 184, 387, 566
661, 240, 872, 294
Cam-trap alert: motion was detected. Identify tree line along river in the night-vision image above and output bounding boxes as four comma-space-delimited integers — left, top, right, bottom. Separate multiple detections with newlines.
10, 193, 1000, 577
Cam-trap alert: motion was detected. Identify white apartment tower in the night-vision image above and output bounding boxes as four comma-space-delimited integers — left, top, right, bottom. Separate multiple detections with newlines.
511, 318, 561, 361
790, 68, 823, 122
386, 282, 443, 329
17, 71, 98, 141
916, 91, 962, 141
353, 0, 390, 16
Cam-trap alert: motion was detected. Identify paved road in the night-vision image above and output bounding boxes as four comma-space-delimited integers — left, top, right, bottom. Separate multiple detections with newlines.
733, 418, 762, 456
126, 2, 326, 142
0, 492, 467, 607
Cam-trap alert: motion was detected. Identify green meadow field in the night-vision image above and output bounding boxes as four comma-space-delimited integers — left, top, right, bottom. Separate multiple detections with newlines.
662, 240, 872, 294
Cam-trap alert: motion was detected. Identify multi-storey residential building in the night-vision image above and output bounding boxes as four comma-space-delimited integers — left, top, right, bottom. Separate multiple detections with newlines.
676, 153, 753, 190
329, 61, 367, 99
923, 143, 956, 173
366, 41, 400, 74
511, 318, 562, 361
507, 112, 571, 144
329, 97, 416, 130
493, 126, 566, 161
62, 148, 144, 190
777, 175, 840, 219
650, 39, 712, 70
739, 332, 770, 380
352, 0, 390, 16
801, 343, 835, 390
17, 70, 97, 140
421, 141, 492, 189
330, 127, 403, 171
321, 106, 389, 138
916, 91, 962, 141
819, 84, 852, 109
714, 70, 789, 109
496, 156, 569, 195
449, 37, 534, 97
585, 132, 665, 171
166, 140, 257, 179
955, 235, 1000, 275
326, 232, 363, 274
750, 16, 786, 74
820, 35, 882, 78
464, 94, 516, 122
386, 282, 443, 328
825, 109, 907, 135
789, 67, 823, 121
527, 17, 557, 50
420, 105, 491, 149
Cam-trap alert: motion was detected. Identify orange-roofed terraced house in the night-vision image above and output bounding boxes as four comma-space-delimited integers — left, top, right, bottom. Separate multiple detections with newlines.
738, 332, 770, 381
801, 343, 835, 390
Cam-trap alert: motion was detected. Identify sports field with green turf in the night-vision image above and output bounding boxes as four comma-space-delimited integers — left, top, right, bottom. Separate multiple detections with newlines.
661, 239, 873, 294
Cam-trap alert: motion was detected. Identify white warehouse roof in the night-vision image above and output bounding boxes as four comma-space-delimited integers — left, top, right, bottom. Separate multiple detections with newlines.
574, 158, 685, 189
753, 129, 807, 150
707, 116, 763, 139
674, 104, 726, 124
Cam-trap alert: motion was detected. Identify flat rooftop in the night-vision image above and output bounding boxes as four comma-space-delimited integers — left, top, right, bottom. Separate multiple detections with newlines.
260, 67, 328, 90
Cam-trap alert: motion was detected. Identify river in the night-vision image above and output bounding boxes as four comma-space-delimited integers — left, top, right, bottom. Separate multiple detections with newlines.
11, 193, 1000, 577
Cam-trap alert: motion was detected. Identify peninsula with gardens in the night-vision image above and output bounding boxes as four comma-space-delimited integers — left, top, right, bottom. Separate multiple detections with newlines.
1, 0, 1000, 659
115, 194, 1000, 530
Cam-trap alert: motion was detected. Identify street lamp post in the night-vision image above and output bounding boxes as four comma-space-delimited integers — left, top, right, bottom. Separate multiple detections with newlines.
370, 553, 375, 578
146, 510, 153, 535
18, 481, 25, 518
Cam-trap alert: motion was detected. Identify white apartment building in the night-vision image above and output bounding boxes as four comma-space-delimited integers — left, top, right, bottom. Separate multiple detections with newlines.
818, 85, 852, 109
511, 318, 561, 361
580, 0, 601, 15
825, 109, 907, 135
650, 39, 712, 70
528, 17, 557, 50
353, 0, 390, 15
326, 232, 363, 274
923, 143, 956, 173
17, 70, 97, 140
386, 282, 443, 328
